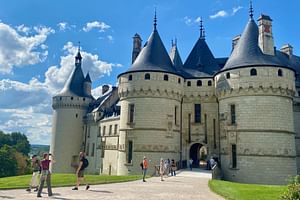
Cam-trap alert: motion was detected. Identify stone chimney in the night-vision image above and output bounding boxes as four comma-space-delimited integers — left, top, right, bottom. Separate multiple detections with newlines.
258, 14, 274, 55
232, 34, 241, 51
102, 84, 109, 94
280, 44, 293, 58
132, 33, 142, 64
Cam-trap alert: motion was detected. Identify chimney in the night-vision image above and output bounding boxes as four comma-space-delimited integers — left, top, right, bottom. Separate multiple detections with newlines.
232, 34, 241, 51
258, 14, 274, 55
102, 85, 109, 94
280, 44, 293, 58
132, 33, 142, 64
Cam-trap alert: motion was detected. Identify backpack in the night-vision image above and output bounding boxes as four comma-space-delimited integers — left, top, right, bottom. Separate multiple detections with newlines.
140, 162, 143, 169
82, 158, 89, 169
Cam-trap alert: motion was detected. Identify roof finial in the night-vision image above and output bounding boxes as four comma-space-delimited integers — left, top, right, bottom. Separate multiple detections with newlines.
78, 41, 81, 52
154, 7, 157, 30
249, 0, 254, 19
199, 17, 205, 39
175, 38, 177, 46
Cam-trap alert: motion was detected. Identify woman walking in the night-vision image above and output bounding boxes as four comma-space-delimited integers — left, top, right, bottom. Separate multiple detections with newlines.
159, 158, 165, 181
37, 153, 53, 198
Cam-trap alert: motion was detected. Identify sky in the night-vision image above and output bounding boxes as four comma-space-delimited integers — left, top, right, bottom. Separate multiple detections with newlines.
0, 0, 299, 145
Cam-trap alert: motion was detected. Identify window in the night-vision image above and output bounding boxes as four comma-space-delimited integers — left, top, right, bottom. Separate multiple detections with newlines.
232, 144, 237, 168
213, 119, 216, 149
87, 127, 90, 138
164, 74, 169, 81
114, 124, 118, 135
278, 69, 283, 77
145, 73, 150, 80
197, 80, 202, 86
226, 72, 230, 79
103, 126, 106, 135
128, 74, 132, 81
127, 140, 133, 163
178, 78, 181, 84
250, 68, 257, 76
71, 97, 74, 100
86, 142, 90, 156
76, 113, 78, 118
230, 104, 236, 125
91, 143, 95, 157
101, 142, 105, 158
129, 104, 135, 123
194, 104, 201, 123
98, 127, 101, 137
175, 106, 178, 125
208, 80, 212, 86
83, 98, 85, 101
187, 81, 191, 86
109, 125, 112, 135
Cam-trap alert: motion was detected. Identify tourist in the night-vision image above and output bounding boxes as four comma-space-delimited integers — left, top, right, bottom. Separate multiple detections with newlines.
142, 156, 148, 182
210, 157, 215, 169
26, 155, 41, 192
164, 159, 169, 177
37, 153, 54, 198
171, 159, 176, 176
189, 158, 193, 171
72, 152, 90, 190
159, 158, 165, 181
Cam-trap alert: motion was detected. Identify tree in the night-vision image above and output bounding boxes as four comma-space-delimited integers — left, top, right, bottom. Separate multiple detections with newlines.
0, 145, 18, 178
11, 132, 30, 155
0, 131, 12, 148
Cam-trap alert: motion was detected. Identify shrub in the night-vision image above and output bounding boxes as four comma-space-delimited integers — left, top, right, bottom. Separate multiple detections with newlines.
280, 175, 300, 200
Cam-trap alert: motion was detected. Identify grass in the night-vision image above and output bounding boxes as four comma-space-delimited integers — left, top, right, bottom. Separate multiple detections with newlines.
209, 180, 287, 200
0, 174, 142, 190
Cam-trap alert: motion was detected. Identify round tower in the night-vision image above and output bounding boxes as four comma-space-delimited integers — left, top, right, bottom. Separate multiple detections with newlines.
51, 48, 94, 173
215, 7, 297, 184
117, 15, 184, 175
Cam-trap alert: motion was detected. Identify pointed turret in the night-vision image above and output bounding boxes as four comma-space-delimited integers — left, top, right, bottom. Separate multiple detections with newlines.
132, 33, 142, 64
169, 39, 183, 69
83, 72, 92, 97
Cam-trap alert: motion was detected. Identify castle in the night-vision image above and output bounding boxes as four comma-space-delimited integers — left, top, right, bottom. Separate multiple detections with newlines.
50, 6, 300, 185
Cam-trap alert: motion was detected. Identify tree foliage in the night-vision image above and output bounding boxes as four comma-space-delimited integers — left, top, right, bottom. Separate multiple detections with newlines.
280, 175, 300, 200
0, 145, 18, 178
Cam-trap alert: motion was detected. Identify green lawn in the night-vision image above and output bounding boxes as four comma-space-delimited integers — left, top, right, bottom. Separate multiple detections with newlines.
209, 180, 287, 200
0, 174, 142, 189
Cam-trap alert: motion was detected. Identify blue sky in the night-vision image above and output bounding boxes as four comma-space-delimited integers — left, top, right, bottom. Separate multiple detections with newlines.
0, 0, 299, 145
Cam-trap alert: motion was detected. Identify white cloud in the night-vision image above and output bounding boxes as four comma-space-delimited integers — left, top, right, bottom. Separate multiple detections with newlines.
107, 35, 114, 42
83, 21, 110, 32
57, 22, 67, 31
0, 22, 54, 74
184, 16, 203, 26
16, 24, 31, 35
210, 10, 228, 19
232, 6, 243, 15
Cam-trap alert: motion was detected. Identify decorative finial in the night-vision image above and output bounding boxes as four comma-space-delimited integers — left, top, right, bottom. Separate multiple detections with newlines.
171, 39, 174, 47
199, 17, 205, 39
78, 41, 81, 52
249, 0, 254, 19
154, 7, 157, 30
203, 28, 206, 39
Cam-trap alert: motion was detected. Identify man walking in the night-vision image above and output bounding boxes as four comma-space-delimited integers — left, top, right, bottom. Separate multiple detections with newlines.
72, 152, 90, 190
142, 156, 148, 182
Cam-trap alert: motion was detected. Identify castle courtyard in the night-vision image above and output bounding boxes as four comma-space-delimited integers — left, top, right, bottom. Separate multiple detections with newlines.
0, 170, 223, 200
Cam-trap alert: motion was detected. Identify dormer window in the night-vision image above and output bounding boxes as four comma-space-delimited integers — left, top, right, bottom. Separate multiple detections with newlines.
226, 72, 230, 79
187, 81, 191, 86
145, 73, 150, 80
250, 68, 257, 76
197, 80, 202, 86
178, 78, 181, 84
278, 69, 283, 77
164, 74, 169, 81
208, 80, 212, 86
128, 75, 133, 81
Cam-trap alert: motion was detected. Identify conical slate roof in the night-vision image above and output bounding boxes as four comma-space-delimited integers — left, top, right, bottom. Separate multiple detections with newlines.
169, 43, 183, 70
118, 29, 179, 77
183, 38, 219, 76
222, 18, 284, 71
85, 72, 92, 83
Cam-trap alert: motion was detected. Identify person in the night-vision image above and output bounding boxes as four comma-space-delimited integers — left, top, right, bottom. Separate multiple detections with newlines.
164, 159, 169, 177
167, 158, 171, 175
26, 155, 40, 192
206, 158, 211, 170
142, 156, 148, 182
189, 158, 193, 171
210, 157, 215, 169
171, 159, 176, 176
159, 158, 165, 181
72, 152, 90, 190
37, 153, 53, 197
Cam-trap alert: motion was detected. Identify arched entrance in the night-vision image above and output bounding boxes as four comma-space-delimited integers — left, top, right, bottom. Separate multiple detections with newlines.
189, 143, 207, 168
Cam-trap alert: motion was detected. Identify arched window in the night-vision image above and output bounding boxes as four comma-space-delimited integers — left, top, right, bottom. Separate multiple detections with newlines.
278, 69, 283, 77
145, 73, 150, 80
250, 68, 257, 76
226, 72, 230, 79
128, 74, 132, 81
197, 80, 202, 86
187, 81, 191, 86
178, 78, 181, 84
208, 80, 212, 86
164, 74, 169, 81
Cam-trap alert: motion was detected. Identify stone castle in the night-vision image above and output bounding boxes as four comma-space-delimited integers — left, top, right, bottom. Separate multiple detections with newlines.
50, 6, 300, 185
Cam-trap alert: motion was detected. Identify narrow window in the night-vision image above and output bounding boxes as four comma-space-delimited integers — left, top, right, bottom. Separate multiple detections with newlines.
187, 81, 191, 86
129, 104, 135, 123
250, 68, 257, 76
128, 74, 132, 81
145, 73, 150, 80
87, 126, 90, 138
204, 114, 207, 143
188, 114, 191, 143
197, 80, 202, 86
226, 72, 230, 79
76, 113, 78, 118
86, 143, 90, 156
103, 126, 106, 135
232, 144, 237, 168
127, 140, 133, 163
213, 119, 216, 149
98, 127, 101, 137
208, 80, 212, 86
71, 97, 74, 100
91, 143, 95, 157
278, 69, 283, 77
178, 78, 181, 84
175, 106, 178, 125
230, 104, 236, 125
109, 125, 112, 135
101, 142, 105, 158
114, 124, 118, 135
194, 104, 201, 123
164, 74, 169, 81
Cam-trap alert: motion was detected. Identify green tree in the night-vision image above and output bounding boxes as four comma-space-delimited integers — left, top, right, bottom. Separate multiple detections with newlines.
11, 132, 30, 155
0, 145, 18, 178
0, 131, 12, 147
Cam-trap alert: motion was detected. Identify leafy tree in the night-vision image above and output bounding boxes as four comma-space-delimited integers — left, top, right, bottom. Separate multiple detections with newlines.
280, 175, 300, 200
0, 145, 18, 178
0, 131, 12, 148
11, 132, 30, 155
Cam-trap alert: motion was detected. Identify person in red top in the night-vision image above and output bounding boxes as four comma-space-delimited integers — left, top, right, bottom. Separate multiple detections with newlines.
142, 156, 148, 182
37, 153, 53, 198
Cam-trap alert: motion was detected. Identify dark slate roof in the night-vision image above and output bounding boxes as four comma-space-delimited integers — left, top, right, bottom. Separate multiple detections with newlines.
216, 57, 228, 70
118, 30, 179, 77
221, 19, 289, 72
85, 72, 92, 83
183, 38, 220, 76
169, 44, 183, 70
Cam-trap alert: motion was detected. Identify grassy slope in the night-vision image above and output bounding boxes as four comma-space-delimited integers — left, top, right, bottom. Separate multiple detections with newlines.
209, 180, 287, 200
0, 174, 142, 189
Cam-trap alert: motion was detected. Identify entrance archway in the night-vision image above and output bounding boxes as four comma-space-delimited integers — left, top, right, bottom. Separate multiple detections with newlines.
189, 143, 207, 168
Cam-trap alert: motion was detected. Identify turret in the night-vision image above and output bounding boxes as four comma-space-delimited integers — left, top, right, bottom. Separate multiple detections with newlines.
132, 33, 142, 64
83, 72, 92, 96
258, 14, 274, 55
